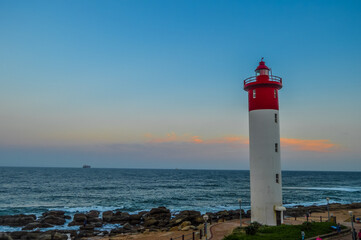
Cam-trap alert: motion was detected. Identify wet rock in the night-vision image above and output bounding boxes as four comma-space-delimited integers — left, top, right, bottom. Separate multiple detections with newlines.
40, 215, 66, 225
129, 212, 143, 225
68, 211, 102, 227
79, 224, 95, 231
22, 222, 53, 230
102, 211, 113, 222
111, 212, 130, 223
143, 207, 171, 227
87, 210, 100, 218
0, 214, 37, 227
42, 210, 71, 220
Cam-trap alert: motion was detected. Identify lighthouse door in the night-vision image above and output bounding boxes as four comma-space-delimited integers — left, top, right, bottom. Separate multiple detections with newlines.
276, 211, 281, 226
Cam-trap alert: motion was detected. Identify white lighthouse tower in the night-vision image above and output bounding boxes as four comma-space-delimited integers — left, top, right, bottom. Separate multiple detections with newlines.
243, 59, 285, 226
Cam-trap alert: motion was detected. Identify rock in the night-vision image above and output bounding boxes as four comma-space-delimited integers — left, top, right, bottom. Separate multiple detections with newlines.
143, 218, 158, 227
0, 233, 13, 240
181, 226, 191, 231
68, 211, 102, 227
123, 223, 133, 230
110, 228, 126, 236
38, 232, 68, 240
169, 226, 179, 231
40, 215, 66, 225
143, 207, 171, 227
77, 230, 100, 238
42, 210, 71, 220
0, 214, 36, 227
80, 224, 95, 231
110, 212, 130, 224
102, 211, 113, 222
169, 210, 202, 227
179, 221, 191, 229
42, 211, 65, 218
149, 207, 170, 215
9, 231, 67, 240
129, 212, 143, 225
87, 210, 100, 218
22, 222, 53, 230
73, 213, 87, 222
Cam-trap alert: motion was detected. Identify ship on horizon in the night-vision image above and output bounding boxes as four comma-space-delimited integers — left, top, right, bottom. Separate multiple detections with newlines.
82, 165, 91, 168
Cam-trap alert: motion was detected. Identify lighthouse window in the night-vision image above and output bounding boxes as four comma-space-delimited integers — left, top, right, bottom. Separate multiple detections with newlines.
260, 69, 269, 75
275, 114, 278, 123
275, 143, 278, 152
253, 89, 256, 98
276, 174, 279, 183
274, 89, 277, 98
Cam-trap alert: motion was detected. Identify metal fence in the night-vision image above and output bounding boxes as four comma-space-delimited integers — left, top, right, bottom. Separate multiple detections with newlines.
293, 215, 336, 223
170, 229, 203, 240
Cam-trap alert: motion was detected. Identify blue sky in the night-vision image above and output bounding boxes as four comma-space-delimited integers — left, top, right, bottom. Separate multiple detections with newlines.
0, 0, 360, 170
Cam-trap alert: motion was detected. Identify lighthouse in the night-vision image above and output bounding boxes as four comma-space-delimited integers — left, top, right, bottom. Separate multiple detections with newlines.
243, 59, 285, 226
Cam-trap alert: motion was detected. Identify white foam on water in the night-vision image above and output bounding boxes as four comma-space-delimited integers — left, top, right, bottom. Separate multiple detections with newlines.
96, 223, 123, 232
0, 226, 22, 232
284, 199, 350, 208
283, 186, 361, 192
49, 206, 125, 213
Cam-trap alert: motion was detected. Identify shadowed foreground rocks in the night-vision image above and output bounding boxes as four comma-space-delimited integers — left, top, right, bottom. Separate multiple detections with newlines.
1, 203, 361, 239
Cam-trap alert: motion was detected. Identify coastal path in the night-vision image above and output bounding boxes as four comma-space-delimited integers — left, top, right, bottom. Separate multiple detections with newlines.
208, 219, 246, 240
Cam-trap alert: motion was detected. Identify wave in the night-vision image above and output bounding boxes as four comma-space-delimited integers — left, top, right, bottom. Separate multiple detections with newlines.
283, 186, 361, 192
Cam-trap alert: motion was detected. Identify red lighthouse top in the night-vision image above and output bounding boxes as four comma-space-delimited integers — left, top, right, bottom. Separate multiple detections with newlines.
255, 59, 270, 71
243, 59, 283, 111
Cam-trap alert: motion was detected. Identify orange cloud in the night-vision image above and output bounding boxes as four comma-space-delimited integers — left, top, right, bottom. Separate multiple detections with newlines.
191, 136, 203, 144
144, 133, 338, 153
281, 138, 338, 152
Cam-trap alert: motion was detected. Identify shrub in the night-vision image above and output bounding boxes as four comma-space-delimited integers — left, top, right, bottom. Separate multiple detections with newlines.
301, 221, 312, 231
245, 222, 262, 235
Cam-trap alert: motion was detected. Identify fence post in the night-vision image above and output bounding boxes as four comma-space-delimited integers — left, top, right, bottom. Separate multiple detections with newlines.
320, 216, 322, 222
192, 232, 195, 240
200, 229, 203, 238
182, 235, 184, 240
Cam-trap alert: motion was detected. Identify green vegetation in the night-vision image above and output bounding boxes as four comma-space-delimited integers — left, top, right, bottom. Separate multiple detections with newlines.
223, 221, 343, 240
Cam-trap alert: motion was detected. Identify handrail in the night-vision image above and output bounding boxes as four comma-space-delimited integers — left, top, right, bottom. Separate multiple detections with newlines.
244, 75, 282, 85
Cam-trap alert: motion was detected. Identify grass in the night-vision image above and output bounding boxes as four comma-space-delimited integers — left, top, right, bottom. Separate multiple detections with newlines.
223, 222, 344, 240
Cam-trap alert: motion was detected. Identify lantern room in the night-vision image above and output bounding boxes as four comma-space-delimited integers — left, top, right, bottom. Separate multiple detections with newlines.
255, 58, 270, 76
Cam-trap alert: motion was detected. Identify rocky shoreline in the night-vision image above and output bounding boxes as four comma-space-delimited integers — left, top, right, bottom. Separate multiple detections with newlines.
1, 202, 361, 240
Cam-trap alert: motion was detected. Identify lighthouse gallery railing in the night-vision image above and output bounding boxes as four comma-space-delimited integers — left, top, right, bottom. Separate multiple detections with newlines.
244, 75, 282, 85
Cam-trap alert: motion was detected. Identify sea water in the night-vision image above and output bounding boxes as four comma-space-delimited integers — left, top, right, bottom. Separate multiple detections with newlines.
0, 167, 360, 231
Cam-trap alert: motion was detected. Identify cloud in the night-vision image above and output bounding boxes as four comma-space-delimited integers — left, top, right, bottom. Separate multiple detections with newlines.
145, 132, 204, 144
280, 138, 338, 152
144, 132, 339, 152
205, 136, 249, 145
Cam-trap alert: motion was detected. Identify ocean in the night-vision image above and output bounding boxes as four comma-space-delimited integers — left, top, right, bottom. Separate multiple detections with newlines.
1, 167, 360, 232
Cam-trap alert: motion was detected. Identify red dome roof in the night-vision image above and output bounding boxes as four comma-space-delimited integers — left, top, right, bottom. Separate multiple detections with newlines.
255, 60, 269, 71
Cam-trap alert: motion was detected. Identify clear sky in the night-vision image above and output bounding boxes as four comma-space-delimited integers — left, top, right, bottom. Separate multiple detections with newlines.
1, 0, 360, 170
